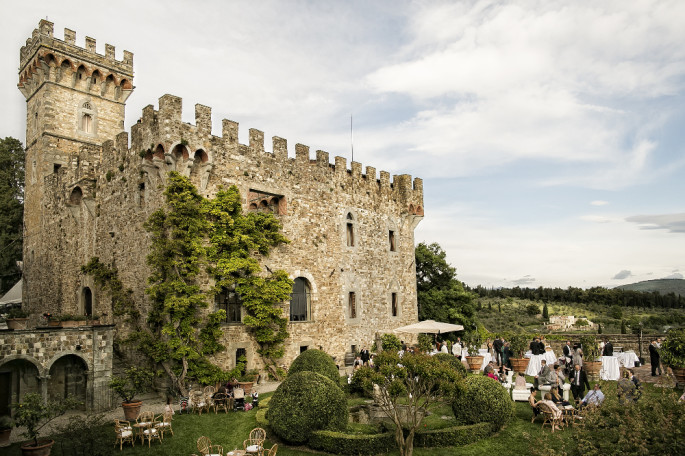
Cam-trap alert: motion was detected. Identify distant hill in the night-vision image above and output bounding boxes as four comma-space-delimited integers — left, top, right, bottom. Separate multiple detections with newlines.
615, 279, 685, 295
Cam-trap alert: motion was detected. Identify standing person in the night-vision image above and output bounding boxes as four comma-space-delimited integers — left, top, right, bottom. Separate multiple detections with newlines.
572, 344, 583, 369
649, 340, 661, 376
502, 341, 513, 372
570, 363, 590, 403
440, 342, 449, 354
493, 336, 503, 366
360, 346, 370, 366
452, 338, 463, 360
603, 339, 613, 356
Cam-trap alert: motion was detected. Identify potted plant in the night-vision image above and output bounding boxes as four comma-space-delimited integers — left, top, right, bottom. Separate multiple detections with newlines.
508, 333, 530, 373
579, 335, 602, 379
42, 313, 60, 327
237, 369, 260, 395
0, 415, 14, 447
58, 314, 87, 328
463, 332, 484, 372
87, 314, 100, 325
6, 308, 30, 330
12, 392, 80, 455
109, 367, 154, 420
660, 328, 685, 386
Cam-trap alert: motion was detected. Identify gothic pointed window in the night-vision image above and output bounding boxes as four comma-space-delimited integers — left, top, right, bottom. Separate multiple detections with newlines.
78, 100, 96, 135
290, 277, 311, 322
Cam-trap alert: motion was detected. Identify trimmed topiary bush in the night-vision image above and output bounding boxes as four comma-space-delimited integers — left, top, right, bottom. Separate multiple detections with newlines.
267, 371, 348, 444
288, 348, 341, 386
433, 353, 467, 376
414, 422, 491, 447
451, 375, 513, 431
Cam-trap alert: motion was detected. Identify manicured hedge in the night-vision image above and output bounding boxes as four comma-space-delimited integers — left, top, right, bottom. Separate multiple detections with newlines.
433, 353, 467, 376
255, 408, 269, 427
452, 375, 513, 431
414, 422, 491, 447
266, 371, 348, 444
288, 348, 342, 386
309, 430, 395, 455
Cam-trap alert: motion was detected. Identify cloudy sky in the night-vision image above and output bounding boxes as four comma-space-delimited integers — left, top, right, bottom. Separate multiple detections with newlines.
2, 0, 684, 289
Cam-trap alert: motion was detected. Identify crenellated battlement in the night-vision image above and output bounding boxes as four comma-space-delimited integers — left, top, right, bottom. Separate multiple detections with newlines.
132, 94, 424, 209
18, 20, 133, 101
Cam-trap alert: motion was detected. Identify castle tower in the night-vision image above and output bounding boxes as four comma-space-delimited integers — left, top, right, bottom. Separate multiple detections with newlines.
18, 19, 134, 312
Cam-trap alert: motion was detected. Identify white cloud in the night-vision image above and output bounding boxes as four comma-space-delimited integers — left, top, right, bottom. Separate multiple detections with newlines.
612, 270, 633, 280
663, 273, 684, 279
626, 213, 685, 234
591, 201, 609, 206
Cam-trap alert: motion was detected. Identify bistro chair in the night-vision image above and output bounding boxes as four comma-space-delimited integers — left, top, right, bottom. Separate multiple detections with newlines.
213, 392, 230, 414
135, 411, 155, 444
243, 427, 267, 455
114, 419, 134, 451
139, 416, 161, 447
197, 435, 224, 456
538, 402, 563, 433
192, 390, 209, 415
265, 443, 278, 456
155, 409, 174, 439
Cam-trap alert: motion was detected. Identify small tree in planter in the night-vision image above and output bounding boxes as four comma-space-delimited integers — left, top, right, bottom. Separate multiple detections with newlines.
660, 328, 685, 385
579, 335, 602, 379
463, 332, 483, 372
109, 367, 154, 420
12, 392, 80, 454
507, 333, 530, 373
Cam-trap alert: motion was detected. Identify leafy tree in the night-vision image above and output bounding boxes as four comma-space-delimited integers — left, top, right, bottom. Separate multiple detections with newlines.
360, 351, 463, 456
525, 302, 540, 316
0, 137, 24, 294
415, 242, 476, 328
620, 319, 627, 334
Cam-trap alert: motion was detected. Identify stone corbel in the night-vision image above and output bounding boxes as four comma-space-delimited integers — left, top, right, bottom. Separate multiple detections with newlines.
200, 162, 213, 190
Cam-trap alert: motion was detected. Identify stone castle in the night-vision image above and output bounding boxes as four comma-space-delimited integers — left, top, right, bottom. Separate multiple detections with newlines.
2, 19, 423, 409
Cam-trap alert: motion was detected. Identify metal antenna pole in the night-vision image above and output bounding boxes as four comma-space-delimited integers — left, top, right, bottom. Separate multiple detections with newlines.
350, 115, 354, 163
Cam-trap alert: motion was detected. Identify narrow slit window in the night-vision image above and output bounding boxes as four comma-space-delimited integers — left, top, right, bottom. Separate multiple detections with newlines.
389, 230, 396, 251
348, 292, 357, 319
346, 213, 355, 247
391, 293, 398, 317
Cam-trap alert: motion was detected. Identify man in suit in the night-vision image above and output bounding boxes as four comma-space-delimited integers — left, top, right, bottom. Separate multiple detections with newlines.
360, 347, 370, 366
534, 359, 555, 389
649, 340, 661, 376
570, 363, 590, 402
493, 336, 503, 366
603, 339, 613, 356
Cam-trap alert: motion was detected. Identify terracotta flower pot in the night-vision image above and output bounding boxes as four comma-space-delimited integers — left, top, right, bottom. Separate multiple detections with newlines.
671, 366, 685, 386
59, 320, 79, 328
510, 357, 530, 374
0, 428, 11, 447
7, 318, 29, 330
47, 321, 60, 327
465, 355, 484, 372
584, 361, 602, 379
21, 439, 54, 456
122, 401, 143, 421
237, 381, 254, 395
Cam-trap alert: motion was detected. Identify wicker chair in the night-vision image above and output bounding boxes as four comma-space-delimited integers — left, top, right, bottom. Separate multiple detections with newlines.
155, 410, 174, 439
243, 427, 267, 456
139, 417, 161, 447
192, 390, 209, 415
203, 385, 216, 396
264, 443, 278, 456
213, 392, 230, 414
538, 401, 563, 433
135, 411, 155, 444
114, 419, 134, 450
197, 436, 224, 456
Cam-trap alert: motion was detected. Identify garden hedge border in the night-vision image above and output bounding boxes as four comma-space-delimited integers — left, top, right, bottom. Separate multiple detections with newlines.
309, 422, 492, 454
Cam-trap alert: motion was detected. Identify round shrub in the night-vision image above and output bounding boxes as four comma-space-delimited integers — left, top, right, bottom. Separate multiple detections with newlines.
288, 349, 341, 386
433, 353, 467, 376
267, 371, 348, 444
451, 375, 513, 431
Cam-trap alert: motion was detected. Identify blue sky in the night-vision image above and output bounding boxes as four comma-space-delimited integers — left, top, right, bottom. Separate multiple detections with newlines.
2, 0, 684, 289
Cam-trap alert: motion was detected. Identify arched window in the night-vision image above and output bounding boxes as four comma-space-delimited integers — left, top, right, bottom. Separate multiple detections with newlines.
346, 213, 355, 247
216, 287, 241, 323
78, 101, 96, 135
290, 278, 311, 322
69, 187, 83, 205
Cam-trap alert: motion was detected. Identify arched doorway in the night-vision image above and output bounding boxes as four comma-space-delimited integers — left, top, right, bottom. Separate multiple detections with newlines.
48, 355, 87, 409
0, 359, 40, 416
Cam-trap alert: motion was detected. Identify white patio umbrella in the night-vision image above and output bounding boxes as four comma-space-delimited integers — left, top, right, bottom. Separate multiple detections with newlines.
392, 320, 464, 335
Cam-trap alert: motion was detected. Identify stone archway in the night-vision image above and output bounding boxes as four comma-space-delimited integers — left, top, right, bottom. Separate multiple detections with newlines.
0, 358, 41, 416
48, 354, 88, 409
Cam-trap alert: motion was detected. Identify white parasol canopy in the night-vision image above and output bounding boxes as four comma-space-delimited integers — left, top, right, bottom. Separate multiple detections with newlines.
393, 320, 464, 334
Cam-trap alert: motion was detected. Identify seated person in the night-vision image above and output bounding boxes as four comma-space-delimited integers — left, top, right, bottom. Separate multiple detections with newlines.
550, 378, 572, 407
534, 359, 555, 388
627, 370, 641, 400
353, 356, 363, 370
579, 383, 605, 409
617, 371, 637, 403
536, 392, 563, 421
514, 372, 528, 390
528, 387, 540, 421
555, 364, 566, 383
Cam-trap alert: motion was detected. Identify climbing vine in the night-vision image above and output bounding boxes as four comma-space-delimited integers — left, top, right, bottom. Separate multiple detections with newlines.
80, 258, 139, 319
84, 172, 292, 393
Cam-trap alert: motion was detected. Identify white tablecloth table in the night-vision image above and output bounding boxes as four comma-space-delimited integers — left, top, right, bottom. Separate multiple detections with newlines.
477, 349, 492, 370
543, 349, 557, 366
600, 356, 621, 380
617, 351, 639, 368
525, 354, 545, 376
